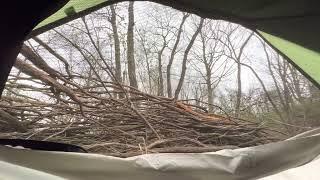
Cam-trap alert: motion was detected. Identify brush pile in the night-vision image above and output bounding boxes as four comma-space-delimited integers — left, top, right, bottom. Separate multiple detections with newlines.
0, 81, 279, 157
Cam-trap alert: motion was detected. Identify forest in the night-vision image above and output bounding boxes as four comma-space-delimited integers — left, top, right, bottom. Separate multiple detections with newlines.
0, 2, 319, 156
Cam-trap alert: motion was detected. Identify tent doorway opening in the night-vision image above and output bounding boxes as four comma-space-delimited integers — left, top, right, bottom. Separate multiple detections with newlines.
1, 1, 319, 157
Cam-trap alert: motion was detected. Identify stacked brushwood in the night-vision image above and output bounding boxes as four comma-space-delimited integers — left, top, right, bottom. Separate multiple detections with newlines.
0, 82, 279, 157
0, 47, 281, 157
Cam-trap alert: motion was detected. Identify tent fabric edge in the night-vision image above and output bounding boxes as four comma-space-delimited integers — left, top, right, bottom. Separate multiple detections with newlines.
255, 30, 320, 89
27, 0, 124, 39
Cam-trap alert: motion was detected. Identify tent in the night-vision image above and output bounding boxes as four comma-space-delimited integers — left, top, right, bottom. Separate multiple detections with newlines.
0, 0, 320, 179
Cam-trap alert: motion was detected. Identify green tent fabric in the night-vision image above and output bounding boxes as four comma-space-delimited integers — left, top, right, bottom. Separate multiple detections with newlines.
30, 0, 320, 87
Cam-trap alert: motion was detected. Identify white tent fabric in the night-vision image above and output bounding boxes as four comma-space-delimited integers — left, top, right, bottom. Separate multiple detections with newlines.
261, 156, 320, 180
0, 128, 320, 180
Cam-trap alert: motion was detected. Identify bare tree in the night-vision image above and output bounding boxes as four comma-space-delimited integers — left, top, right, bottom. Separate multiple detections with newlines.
174, 17, 204, 99
193, 20, 232, 112
106, 5, 124, 98
156, 39, 167, 96
136, 29, 154, 94
127, 1, 138, 88
32, 37, 72, 78
152, 13, 173, 96
218, 25, 253, 117
109, 6, 122, 83
234, 33, 253, 118
166, 13, 189, 97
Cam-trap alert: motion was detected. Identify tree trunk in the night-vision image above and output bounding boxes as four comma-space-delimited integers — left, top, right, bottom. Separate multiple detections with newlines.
14, 58, 81, 103
206, 71, 214, 112
235, 61, 242, 117
174, 18, 204, 99
157, 47, 165, 96
110, 5, 124, 98
167, 13, 189, 97
20, 44, 59, 78
110, 5, 122, 84
200, 29, 214, 112
127, 1, 138, 88
33, 37, 72, 78
145, 53, 152, 94
234, 32, 253, 118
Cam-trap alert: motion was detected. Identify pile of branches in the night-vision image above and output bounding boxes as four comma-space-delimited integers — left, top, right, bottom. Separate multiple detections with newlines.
0, 46, 281, 157
0, 85, 279, 157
